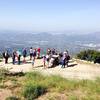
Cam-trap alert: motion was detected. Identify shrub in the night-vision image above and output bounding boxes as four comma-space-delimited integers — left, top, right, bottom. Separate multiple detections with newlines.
6, 96, 19, 100
22, 83, 46, 100
0, 68, 9, 82
77, 49, 100, 64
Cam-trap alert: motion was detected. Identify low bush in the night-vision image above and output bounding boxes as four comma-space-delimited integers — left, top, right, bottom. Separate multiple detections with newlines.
6, 96, 20, 100
22, 83, 46, 100
77, 49, 100, 64
0, 68, 9, 82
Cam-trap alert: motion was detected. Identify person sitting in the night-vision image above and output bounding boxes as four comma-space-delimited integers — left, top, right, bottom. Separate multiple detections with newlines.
47, 48, 51, 55
52, 48, 56, 55
48, 57, 55, 68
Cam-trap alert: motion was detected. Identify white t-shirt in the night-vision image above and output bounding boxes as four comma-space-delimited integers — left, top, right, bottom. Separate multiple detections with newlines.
46, 55, 49, 59
30, 49, 33, 54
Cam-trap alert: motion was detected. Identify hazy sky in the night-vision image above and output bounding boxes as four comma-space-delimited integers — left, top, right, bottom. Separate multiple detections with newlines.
0, 0, 100, 33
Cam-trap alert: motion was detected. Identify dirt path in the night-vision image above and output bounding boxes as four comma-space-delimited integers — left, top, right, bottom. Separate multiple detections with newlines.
0, 57, 100, 80
0, 89, 12, 100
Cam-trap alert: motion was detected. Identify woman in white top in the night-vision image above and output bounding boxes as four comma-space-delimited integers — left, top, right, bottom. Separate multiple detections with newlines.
30, 47, 33, 60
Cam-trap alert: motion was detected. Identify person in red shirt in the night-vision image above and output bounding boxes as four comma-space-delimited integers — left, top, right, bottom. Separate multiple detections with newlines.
37, 48, 41, 58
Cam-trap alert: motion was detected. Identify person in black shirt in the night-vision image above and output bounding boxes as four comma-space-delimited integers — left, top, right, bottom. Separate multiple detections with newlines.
12, 50, 16, 64
2, 50, 9, 64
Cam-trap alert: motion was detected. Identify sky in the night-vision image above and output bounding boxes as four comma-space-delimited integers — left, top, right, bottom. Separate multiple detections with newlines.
0, 0, 100, 33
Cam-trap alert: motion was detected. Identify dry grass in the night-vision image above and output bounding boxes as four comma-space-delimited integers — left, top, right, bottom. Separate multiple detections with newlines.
0, 68, 100, 100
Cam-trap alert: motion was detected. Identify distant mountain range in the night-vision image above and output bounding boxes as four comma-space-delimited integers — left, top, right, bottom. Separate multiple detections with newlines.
0, 31, 100, 55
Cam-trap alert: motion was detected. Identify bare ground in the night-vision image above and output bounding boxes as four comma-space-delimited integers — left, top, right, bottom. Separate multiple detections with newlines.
0, 57, 100, 80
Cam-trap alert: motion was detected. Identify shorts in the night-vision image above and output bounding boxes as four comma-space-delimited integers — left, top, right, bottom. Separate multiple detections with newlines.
23, 55, 26, 57
33, 53, 36, 57
30, 53, 33, 57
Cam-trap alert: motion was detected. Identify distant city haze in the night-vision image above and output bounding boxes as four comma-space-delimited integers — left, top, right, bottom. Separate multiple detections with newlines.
0, 0, 100, 33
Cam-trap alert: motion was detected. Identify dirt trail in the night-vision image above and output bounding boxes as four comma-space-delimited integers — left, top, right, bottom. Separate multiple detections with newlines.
0, 57, 100, 80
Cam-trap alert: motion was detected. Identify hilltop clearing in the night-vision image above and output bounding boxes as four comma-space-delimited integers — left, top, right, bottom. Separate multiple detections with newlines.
0, 57, 100, 80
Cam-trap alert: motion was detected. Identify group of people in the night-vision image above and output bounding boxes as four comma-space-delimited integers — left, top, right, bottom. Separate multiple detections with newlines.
2, 47, 41, 65
43, 48, 70, 68
2, 47, 70, 68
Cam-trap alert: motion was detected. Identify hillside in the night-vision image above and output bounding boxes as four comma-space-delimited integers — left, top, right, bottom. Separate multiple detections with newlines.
0, 57, 100, 100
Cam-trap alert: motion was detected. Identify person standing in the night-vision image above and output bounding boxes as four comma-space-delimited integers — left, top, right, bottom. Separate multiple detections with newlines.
61, 52, 67, 68
32, 49, 37, 67
2, 50, 9, 64
29, 47, 33, 60
12, 50, 16, 65
17, 50, 22, 65
43, 55, 46, 68
46, 54, 50, 68
61, 51, 70, 68
22, 48, 27, 63
32, 57, 35, 67
64, 50, 70, 67
37, 47, 41, 58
